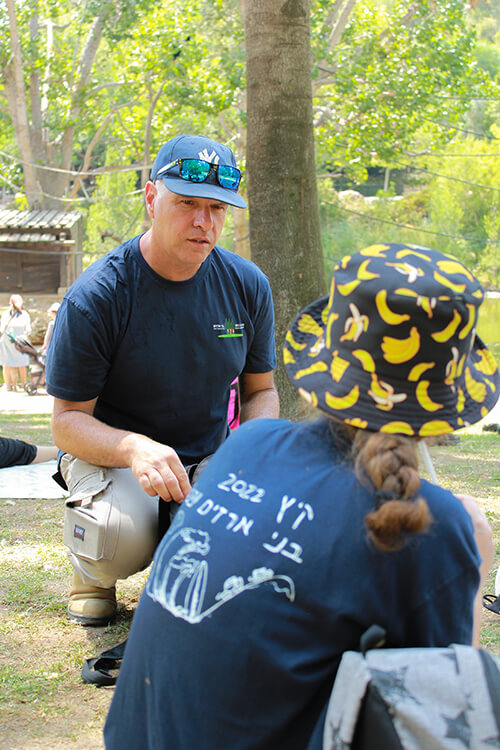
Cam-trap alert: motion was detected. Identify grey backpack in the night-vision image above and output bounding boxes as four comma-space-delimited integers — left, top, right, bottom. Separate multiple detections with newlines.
323, 626, 500, 750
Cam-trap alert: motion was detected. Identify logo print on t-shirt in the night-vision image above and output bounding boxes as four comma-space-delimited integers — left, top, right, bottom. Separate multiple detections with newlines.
213, 318, 244, 338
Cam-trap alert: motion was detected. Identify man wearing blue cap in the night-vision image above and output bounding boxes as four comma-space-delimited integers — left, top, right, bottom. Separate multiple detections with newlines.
46, 134, 279, 625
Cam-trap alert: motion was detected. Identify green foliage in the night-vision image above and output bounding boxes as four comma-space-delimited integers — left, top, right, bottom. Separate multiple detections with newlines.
0, 0, 498, 283
83, 146, 144, 266
312, 0, 489, 179
425, 135, 500, 284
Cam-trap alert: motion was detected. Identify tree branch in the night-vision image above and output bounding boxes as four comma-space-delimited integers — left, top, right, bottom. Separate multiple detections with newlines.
5, 0, 42, 207
314, 0, 358, 91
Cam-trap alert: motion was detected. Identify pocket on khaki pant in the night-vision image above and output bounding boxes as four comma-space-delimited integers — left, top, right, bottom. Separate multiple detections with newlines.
61, 456, 118, 563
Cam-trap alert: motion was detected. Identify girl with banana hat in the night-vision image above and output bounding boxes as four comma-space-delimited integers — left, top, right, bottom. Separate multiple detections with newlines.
105, 242, 497, 750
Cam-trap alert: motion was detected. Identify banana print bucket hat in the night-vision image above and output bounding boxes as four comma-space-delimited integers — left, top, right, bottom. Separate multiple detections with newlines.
284, 243, 499, 436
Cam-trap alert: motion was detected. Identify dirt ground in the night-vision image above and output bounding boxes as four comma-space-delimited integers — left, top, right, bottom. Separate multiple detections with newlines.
0, 485, 148, 750
0, 390, 145, 750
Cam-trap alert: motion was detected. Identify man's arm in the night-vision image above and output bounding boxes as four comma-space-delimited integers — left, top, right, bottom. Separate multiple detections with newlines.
239, 371, 279, 423
51, 398, 191, 503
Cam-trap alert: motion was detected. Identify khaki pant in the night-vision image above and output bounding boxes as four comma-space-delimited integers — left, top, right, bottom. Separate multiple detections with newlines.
61, 455, 159, 589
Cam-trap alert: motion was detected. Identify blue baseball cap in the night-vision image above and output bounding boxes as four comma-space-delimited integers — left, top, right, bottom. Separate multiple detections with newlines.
150, 134, 246, 208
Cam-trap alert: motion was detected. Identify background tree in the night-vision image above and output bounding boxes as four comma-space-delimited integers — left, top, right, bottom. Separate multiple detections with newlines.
1, 0, 498, 291
244, 0, 326, 419
0, 0, 153, 209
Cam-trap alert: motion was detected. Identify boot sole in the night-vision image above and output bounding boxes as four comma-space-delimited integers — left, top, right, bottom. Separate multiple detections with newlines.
67, 608, 116, 627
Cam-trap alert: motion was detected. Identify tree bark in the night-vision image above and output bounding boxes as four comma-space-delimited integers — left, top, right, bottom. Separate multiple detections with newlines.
244, 0, 326, 420
5, 0, 42, 208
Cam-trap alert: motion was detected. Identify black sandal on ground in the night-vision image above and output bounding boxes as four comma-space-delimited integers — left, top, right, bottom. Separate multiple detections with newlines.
81, 639, 127, 686
483, 594, 500, 614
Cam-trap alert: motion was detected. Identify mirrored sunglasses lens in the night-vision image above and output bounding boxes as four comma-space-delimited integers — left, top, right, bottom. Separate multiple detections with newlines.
217, 166, 240, 189
181, 159, 211, 182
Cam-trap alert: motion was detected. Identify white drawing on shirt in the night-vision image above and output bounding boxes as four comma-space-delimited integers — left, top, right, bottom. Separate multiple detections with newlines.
147, 510, 295, 624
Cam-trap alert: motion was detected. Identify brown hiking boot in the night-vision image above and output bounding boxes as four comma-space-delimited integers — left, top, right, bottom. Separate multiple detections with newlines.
68, 572, 117, 626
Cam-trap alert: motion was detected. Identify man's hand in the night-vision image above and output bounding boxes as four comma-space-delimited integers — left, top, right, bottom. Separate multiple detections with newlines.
51, 397, 191, 503
127, 436, 192, 503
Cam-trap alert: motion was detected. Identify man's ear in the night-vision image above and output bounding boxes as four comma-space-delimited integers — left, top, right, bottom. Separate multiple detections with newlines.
144, 181, 158, 218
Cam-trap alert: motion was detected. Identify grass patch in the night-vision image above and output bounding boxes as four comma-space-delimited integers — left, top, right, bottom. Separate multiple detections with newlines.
1, 413, 53, 444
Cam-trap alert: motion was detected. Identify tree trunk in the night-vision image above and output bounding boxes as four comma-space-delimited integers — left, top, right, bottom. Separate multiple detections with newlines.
5, 0, 42, 208
244, 0, 326, 420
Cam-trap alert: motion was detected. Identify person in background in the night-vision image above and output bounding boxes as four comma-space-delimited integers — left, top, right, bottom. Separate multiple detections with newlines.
46, 134, 279, 626
41, 302, 60, 354
0, 294, 32, 391
104, 242, 497, 750
0, 437, 58, 468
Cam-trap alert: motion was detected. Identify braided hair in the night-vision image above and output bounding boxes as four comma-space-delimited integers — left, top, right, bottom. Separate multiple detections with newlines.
328, 421, 432, 552
353, 431, 431, 552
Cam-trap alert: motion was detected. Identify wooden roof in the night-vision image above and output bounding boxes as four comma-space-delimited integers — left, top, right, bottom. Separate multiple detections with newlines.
0, 208, 81, 250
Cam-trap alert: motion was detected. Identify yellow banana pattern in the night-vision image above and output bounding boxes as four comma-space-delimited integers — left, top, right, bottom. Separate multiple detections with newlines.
464, 367, 487, 402
431, 309, 461, 343
368, 374, 407, 411
325, 385, 360, 410
294, 362, 328, 380
340, 304, 369, 343
380, 422, 415, 435
285, 330, 307, 351
283, 242, 499, 437
337, 279, 362, 296
298, 314, 323, 338
436, 259, 475, 281
352, 349, 376, 373
345, 417, 368, 429
475, 349, 498, 376
419, 421, 454, 436
326, 311, 339, 349
433, 271, 466, 294
457, 304, 476, 341
358, 260, 380, 281
381, 326, 420, 364
415, 381, 443, 412
375, 289, 410, 325
408, 362, 434, 381
330, 351, 350, 382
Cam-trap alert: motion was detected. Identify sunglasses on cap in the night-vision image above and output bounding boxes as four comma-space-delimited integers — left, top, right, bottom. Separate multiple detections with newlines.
156, 158, 241, 191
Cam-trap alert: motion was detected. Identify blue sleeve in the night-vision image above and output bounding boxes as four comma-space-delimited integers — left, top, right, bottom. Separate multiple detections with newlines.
243, 273, 277, 373
45, 296, 115, 401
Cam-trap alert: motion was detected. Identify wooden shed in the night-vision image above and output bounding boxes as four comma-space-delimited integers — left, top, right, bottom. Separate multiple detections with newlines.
0, 208, 83, 294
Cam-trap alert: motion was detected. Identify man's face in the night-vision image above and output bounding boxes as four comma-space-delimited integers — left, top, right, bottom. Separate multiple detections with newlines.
147, 181, 228, 277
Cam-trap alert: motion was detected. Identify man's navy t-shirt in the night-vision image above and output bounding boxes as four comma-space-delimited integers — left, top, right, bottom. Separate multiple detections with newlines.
46, 237, 276, 464
104, 418, 480, 750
